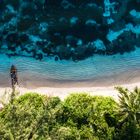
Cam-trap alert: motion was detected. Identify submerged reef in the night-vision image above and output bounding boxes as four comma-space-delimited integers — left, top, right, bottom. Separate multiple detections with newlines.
0, 0, 140, 61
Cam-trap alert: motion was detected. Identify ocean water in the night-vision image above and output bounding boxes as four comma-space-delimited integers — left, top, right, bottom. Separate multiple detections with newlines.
0, 1, 140, 87
0, 47, 140, 87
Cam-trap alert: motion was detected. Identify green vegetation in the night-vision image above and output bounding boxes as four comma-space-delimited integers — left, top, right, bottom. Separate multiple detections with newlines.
0, 87, 140, 140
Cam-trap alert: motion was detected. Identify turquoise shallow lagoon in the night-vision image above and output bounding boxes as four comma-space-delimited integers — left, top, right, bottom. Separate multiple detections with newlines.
0, 48, 140, 87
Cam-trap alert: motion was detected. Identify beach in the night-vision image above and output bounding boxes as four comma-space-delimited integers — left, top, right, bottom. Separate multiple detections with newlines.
0, 79, 140, 101
0, 65, 140, 101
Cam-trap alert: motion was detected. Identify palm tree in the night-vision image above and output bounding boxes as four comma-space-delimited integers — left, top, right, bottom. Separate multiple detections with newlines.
116, 86, 140, 126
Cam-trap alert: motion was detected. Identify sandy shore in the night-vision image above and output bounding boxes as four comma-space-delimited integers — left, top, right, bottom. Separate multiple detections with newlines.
0, 82, 139, 102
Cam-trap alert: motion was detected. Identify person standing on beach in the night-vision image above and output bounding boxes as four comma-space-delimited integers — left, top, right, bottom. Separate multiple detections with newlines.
10, 65, 18, 88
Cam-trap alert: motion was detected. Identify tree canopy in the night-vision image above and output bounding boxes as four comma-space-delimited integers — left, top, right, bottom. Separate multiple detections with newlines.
0, 87, 140, 140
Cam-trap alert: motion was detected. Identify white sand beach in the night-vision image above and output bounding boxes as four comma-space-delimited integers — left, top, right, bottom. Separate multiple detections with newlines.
0, 81, 139, 102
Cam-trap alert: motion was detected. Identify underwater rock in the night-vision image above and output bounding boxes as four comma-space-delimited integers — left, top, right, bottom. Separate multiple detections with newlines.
0, 0, 140, 61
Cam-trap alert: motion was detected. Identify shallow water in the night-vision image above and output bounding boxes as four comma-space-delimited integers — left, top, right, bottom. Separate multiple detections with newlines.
0, 48, 140, 87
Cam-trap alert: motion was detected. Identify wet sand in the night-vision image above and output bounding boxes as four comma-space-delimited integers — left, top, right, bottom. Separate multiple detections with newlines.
0, 66, 140, 88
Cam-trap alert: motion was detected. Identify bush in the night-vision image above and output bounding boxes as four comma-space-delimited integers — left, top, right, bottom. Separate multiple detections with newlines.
60, 93, 117, 139
0, 93, 62, 139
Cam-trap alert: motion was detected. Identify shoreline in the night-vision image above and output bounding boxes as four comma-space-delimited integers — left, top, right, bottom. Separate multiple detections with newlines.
0, 68, 140, 101
0, 47, 140, 87
1, 67, 140, 88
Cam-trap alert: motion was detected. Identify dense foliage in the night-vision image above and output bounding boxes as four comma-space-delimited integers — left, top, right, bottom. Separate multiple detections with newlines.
0, 87, 140, 139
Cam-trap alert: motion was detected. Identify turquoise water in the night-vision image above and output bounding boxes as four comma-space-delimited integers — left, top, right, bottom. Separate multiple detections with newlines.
0, 48, 140, 87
